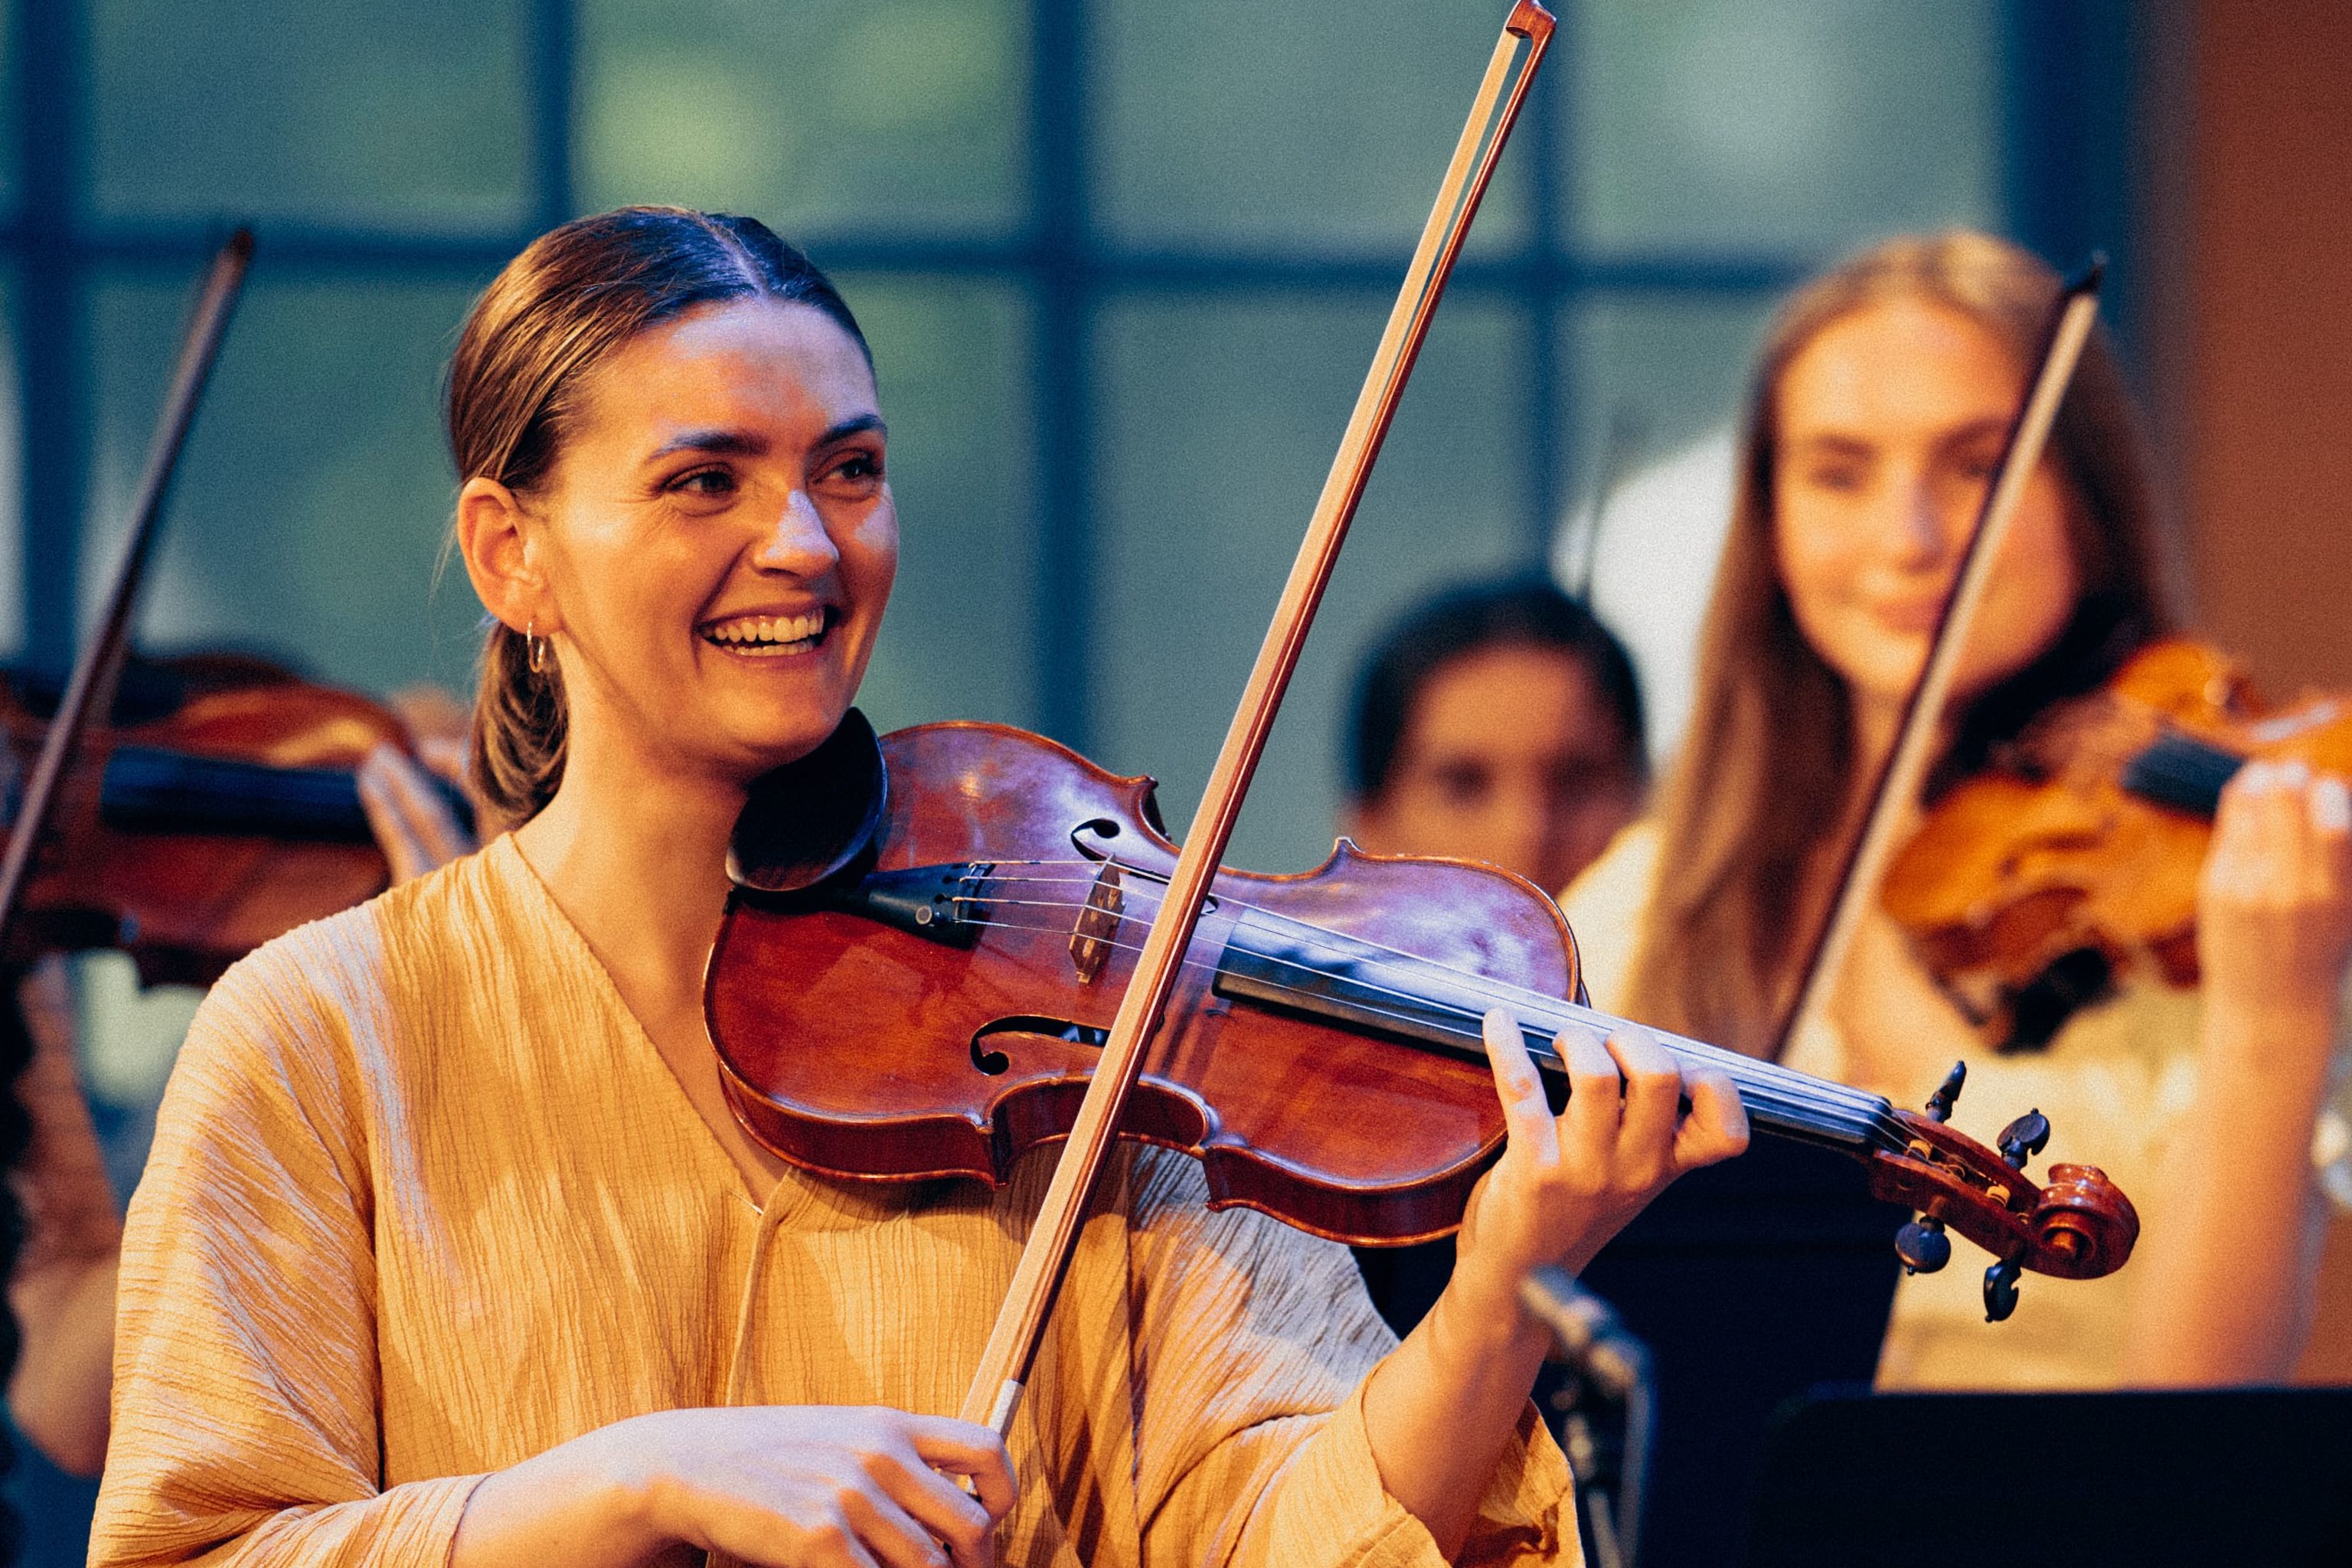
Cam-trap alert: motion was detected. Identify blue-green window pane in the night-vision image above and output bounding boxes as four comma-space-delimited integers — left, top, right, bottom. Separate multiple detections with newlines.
0, 0, 16, 214
1558, 293, 1776, 763
86, 276, 482, 698
1560, 292, 1772, 504
1570, 0, 1998, 255
576, 0, 1027, 237
1095, 0, 1530, 256
90, 0, 530, 229
1094, 292, 1527, 874
839, 275, 1035, 733
0, 267, 19, 658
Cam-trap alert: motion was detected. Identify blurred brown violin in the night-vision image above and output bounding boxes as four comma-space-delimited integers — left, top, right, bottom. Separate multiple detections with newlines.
1, 652, 469, 985
1885, 637, 2352, 1051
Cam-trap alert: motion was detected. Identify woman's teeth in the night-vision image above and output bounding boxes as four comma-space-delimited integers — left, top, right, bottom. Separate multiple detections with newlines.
704, 611, 828, 656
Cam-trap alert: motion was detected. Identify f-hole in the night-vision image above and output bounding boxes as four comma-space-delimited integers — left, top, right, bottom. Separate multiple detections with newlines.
970, 1015, 1112, 1075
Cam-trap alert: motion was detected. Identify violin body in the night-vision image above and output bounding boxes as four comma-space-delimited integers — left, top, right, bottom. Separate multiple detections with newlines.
2, 656, 435, 984
709, 721, 1560, 1245
709, 720, 2139, 1281
1884, 638, 2352, 1048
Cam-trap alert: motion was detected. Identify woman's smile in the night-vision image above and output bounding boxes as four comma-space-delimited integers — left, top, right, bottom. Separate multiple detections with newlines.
698, 606, 834, 657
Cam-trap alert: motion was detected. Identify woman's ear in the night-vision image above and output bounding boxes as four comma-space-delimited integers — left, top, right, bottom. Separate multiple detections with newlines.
456, 475, 549, 635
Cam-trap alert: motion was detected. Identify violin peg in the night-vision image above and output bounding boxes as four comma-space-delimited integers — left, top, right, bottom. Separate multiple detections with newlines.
1894, 1215, 1952, 1275
1998, 1109, 2052, 1170
1924, 1061, 1968, 1123
1983, 1256, 2024, 1321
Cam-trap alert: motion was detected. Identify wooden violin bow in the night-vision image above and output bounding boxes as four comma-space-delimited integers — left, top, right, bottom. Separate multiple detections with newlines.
957, 4, 1556, 1436
0, 229, 254, 953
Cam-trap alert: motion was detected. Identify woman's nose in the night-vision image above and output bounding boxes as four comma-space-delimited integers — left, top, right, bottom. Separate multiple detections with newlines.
1887, 471, 1948, 569
753, 488, 840, 574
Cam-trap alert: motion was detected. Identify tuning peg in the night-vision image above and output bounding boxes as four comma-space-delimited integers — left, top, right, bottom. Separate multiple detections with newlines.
1894, 1214, 1952, 1275
1997, 1109, 2051, 1171
1924, 1061, 1968, 1123
1984, 1256, 2024, 1321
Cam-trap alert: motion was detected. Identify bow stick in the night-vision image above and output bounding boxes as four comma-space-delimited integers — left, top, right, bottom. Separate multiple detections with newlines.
1769, 258, 2105, 1061
958, 4, 1556, 1436
0, 229, 253, 956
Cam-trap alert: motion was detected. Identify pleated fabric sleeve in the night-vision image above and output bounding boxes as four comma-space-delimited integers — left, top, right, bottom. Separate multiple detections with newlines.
93, 836, 1576, 1566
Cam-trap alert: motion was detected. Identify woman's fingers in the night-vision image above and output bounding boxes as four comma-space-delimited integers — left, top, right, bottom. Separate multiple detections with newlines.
358, 742, 476, 884
1553, 1020, 1626, 1177
1676, 1066, 1751, 1170
902, 1416, 1017, 1521
1482, 1007, 1561, 1170
1602, 1025, 1681, 1190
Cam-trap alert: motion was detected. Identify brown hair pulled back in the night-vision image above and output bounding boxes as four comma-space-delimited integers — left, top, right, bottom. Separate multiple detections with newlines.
446, 206, 868, 826
1623, 230, 2183, 1058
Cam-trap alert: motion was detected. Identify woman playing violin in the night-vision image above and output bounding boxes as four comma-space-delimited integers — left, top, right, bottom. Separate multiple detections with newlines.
92, 207, 1746, 1568
1563, 229, 2352, 1390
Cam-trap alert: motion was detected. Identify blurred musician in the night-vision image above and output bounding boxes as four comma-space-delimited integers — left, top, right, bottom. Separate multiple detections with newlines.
1562, 230, 2352, 1390
6, 693, 475, 1476
1344, 575, 1649, 898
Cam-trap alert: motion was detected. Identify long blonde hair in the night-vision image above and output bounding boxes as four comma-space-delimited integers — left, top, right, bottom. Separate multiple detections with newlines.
1623, 231, 2184, 1057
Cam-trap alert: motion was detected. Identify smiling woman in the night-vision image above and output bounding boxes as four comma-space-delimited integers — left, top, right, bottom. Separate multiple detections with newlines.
87, 207, 1748, 1568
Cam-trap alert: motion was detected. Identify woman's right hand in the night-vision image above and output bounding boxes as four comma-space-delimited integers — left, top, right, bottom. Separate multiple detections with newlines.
453, 1405, 1017, 1568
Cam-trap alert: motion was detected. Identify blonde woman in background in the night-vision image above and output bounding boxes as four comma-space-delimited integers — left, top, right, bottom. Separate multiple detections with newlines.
1562, 230, 2352, 1390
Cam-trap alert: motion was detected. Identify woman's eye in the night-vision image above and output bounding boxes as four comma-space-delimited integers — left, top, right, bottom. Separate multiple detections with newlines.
1804, 463, 1865, 493
819, 450, 885, 489
670, 467, 737, 498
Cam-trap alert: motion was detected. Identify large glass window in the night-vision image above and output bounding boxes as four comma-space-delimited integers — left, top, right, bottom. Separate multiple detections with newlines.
7, 0, 2094, 871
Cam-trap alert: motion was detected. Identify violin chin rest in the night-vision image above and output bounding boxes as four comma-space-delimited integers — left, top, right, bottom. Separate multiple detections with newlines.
727, 707, 889, 893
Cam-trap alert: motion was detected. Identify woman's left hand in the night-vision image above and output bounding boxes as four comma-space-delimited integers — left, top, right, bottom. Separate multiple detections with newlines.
1451, 1008, 1749, 1311
356, 741, 477, 886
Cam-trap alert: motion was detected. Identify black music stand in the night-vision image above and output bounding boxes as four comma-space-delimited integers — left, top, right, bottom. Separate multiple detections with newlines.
1573, 1135, 1909, 1568
1748, 1387, 2352, 1567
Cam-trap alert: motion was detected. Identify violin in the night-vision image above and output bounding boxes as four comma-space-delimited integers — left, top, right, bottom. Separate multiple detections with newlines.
704, 714, 2139, 1298
0, 652, 471, 985
1884, 636, 2352, 1050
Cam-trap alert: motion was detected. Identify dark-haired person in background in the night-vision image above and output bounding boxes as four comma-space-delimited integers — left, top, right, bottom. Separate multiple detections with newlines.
1340, 577, 1653, 1341
1343, 577, 1649, 903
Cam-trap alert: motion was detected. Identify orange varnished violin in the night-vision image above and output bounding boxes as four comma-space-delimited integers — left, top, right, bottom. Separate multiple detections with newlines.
1, 652, 466, 985
707, 714, 2140, 1287
1885, 636, 2352, 1050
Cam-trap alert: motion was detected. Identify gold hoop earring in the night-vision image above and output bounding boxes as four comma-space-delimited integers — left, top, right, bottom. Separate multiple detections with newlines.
525, 618, 547, 675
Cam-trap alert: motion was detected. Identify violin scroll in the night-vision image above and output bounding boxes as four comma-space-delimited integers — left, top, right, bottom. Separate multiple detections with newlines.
1868, 1103, 2140, 1297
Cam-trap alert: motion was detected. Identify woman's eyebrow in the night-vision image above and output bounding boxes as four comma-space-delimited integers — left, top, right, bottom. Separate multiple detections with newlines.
818, 413, 887, 445
646, 428, 767, 461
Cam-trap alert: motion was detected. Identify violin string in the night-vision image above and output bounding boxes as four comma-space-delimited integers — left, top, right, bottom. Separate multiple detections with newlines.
962, 873, 1896, 1125
854, 854, 1896, 1125
949, 861, 1894, 1118
921, 904, 1877, 1139
900, 890, 1894, 1142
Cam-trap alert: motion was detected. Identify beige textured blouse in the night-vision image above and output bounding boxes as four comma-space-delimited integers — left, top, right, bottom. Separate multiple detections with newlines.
1562, 822, 2352, 1391
91, 836, 1576, 1567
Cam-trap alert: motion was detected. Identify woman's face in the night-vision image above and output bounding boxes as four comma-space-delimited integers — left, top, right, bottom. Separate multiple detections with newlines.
528, 298, 897, 785
1771, 296, 2079, 714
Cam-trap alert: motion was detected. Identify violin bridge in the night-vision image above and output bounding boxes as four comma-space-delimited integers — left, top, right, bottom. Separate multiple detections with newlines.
1068, 863, 1125, 984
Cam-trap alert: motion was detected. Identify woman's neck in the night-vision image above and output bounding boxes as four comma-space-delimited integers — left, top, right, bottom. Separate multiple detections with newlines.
513, 733, 746, 998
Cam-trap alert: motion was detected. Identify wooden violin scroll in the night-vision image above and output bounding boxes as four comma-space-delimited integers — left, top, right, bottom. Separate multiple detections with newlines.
955, 4, 1555, 1438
